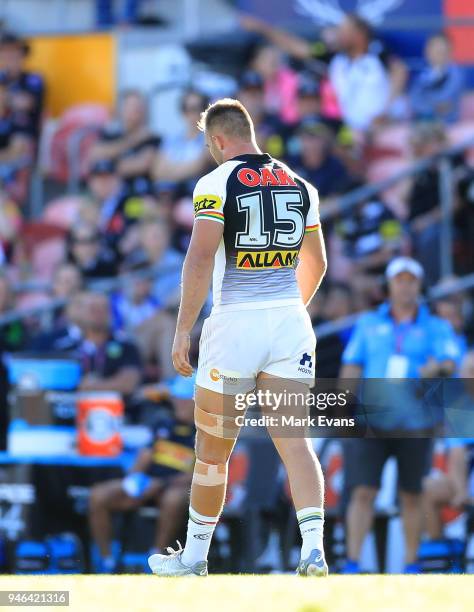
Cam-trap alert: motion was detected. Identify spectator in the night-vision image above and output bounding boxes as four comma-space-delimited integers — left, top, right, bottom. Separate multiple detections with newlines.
89, 374, 195, 573
0, 187, 21, 263
124, 216, 183, 308
236, 70, 287, 159
286, 76, 352, 158
411, 33, 464, 124
434, 290, 469, 365
407, 122, 451, 285
91, 90, 159, 191
52, 262, 83, 301
0, 74, 33, 198
423, 352, 474, 540
91, 89, 207, 194
242, 13, 407, 131
340, 257, 460, 573
67, 222, 117, 280
310, 282, 354, 379
455, 162, 474, 276
249, 44, 299, 124
43, 261, 84, 332
0, 32, 44, 140
111, 270, 160, 333
288, 119, 354, 198
158, 89, 211, 196
29, 290, 84, 352
86, 158, 150, 256
111, 266, 176, 381
161, 89, 209, 179
0, 272, 27, 351
335, 197, 405, 306
423, 440, 472, 541
75, 291, 141, 397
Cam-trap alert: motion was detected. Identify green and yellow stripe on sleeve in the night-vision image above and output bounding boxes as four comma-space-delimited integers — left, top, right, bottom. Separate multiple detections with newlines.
305, 223, 320, 234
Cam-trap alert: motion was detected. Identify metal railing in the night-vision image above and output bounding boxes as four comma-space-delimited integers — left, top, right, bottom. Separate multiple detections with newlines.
0, 262, 184, 329
320, 136, 474, 278
314, 272, 474, 340
4, 134, 474, 337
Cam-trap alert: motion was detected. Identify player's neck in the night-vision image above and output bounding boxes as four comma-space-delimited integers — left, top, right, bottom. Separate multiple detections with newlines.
223, 141, 262, 162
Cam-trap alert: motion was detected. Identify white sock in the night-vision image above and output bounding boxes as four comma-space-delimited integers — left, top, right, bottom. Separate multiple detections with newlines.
297, 506, 325, 558
181, 506, 219, 566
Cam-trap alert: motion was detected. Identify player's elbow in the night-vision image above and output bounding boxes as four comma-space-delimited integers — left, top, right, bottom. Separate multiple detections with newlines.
314, 254, 327, 282
319, 255, 328, 277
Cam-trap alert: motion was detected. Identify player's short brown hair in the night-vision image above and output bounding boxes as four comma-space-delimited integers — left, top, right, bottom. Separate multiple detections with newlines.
197, 98, 254, 140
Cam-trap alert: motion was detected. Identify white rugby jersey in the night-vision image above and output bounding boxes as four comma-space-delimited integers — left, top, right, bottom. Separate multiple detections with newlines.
193, 153, 320, 310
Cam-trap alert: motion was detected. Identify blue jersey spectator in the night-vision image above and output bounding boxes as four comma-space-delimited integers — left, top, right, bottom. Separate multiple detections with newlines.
343, 297, 460, 379
340, 257, 459, 575
410, 33, 464, 123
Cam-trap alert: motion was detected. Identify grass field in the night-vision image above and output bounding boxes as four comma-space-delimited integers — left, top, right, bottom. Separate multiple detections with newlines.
1, 575, 473, 612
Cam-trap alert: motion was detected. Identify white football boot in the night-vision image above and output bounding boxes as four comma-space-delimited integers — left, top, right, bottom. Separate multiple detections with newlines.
148, 542, 208, 577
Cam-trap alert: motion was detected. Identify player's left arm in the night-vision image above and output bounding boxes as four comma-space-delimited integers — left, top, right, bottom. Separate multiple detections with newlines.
296, 180, 327, 305
296, 228, 327, 306
173, 219, 224, 376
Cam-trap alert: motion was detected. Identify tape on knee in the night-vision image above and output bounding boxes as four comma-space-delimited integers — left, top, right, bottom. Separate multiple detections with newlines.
193, 458, 227, 487
195, 405, 237, 439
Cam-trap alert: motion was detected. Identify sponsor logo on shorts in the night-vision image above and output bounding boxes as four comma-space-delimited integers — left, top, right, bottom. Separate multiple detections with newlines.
236, 250, 298, 270
298, 352, 314, 375
209, 368, 239, 384
193, 194, 223, 214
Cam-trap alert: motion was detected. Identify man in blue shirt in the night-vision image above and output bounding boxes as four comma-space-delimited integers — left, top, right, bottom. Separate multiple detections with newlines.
340, 257, 459, 573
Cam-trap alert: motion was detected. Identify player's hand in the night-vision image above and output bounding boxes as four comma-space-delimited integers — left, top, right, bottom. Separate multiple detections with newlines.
452, 489, 468, 509
172, 331, 193, 377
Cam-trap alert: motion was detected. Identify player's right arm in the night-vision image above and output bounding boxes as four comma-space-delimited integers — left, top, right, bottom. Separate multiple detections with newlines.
172, 173, 226, 377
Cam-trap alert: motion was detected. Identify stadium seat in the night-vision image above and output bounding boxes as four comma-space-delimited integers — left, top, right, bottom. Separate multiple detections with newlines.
370, 124, 412, 160
44, 104, 110, 183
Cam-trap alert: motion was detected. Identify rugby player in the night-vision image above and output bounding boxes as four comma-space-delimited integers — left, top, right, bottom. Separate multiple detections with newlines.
148, 99, 327, 577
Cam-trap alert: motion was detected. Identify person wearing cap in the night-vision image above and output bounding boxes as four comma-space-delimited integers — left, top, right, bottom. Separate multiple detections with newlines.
339, 256, 460, 574
86, 157, 159, 258
237, 70, 288, 159
88, 374, 195, 573
291, 73, 353, 147
0, 32, 44, 139
287, 117, 353, 198
67, 221, 117, 280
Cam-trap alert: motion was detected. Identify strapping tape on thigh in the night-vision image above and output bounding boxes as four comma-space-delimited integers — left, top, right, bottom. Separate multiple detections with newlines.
194, 405, 238, 438
193, 459, 227, 486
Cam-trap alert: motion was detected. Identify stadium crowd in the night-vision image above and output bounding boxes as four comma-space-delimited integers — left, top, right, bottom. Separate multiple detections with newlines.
1, 12, 474, 573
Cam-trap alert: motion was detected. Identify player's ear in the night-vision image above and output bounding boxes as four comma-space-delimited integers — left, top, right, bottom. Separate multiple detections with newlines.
213, 134, 226, 152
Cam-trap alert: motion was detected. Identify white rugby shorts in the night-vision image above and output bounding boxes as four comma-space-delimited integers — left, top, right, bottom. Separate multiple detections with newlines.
196, 301, 316, 395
